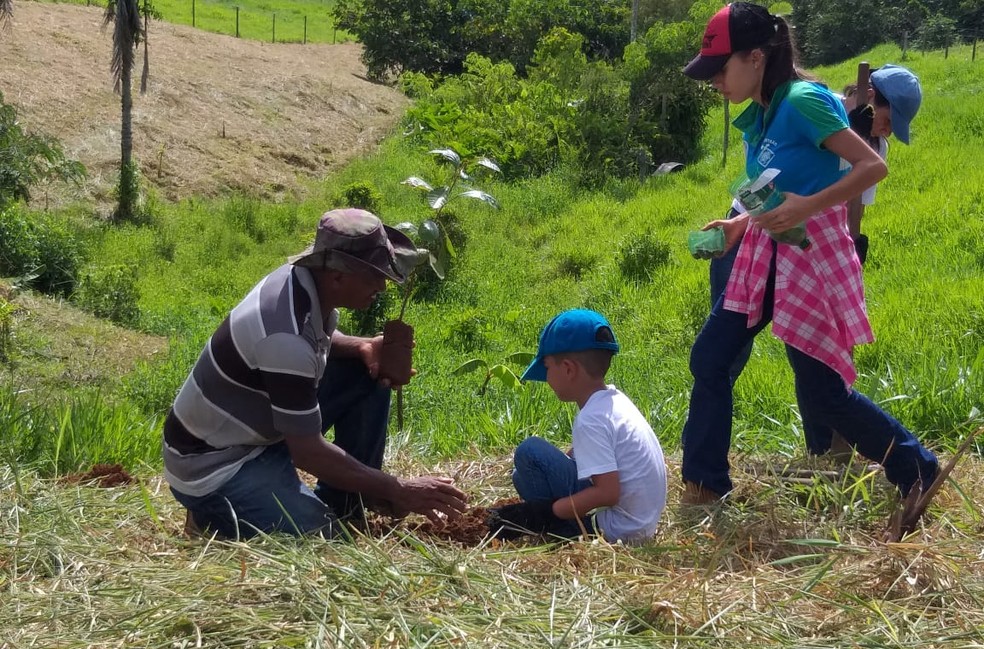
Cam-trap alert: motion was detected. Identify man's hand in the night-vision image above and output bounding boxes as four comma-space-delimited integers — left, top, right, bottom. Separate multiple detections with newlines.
389, 476, 468, 523
360, 334, 417, 388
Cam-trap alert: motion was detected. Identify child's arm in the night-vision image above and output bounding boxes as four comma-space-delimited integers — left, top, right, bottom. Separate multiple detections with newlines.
552, 471, 620, 519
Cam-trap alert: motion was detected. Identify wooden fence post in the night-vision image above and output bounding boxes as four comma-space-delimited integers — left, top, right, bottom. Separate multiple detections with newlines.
235, 7, 240, 38
192, 0, 196, 27
847, 61, 870, 240
304, 16, 307, 44
272, 13, 276, 43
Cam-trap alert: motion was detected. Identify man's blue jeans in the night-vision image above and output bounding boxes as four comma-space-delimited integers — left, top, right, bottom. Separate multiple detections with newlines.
512, 436, 594, 537
171, 357, 391, 540
684, 245, 938, 498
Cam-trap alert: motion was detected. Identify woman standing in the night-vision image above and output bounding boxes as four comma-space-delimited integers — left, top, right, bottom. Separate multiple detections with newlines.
679, 3, 937, 525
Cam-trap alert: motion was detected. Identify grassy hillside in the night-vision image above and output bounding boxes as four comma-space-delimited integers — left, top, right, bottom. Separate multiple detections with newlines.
2, 42, 984, 648
39, 0, 353, 44
4, 43, 981, 474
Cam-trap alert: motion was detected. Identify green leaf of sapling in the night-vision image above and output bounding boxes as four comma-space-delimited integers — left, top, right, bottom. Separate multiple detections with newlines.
452, 358, 488, 375
505, 351, 535, 365
428, 251, 446, 280
489, 364, 522, 390
427, 187, 450, 210
459, 190, 499, 209
419, 220, 441, 243
429, 148, 462, 166
402, 176, 433, 191
473, 157, 502, 174
394, 222, 419, 238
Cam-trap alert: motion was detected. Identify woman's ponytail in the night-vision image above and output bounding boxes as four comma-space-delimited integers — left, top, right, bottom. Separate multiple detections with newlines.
760, 16, 816, 103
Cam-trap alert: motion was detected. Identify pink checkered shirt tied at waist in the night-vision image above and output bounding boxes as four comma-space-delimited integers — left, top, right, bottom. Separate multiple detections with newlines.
723, 203, 874, 387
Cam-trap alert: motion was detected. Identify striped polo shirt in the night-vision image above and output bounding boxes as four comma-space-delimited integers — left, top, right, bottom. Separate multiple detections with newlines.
163, 264, 337, 496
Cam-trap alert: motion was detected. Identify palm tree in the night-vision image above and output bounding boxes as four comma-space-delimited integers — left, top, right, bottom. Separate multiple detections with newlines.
104, 0, 148, 222
1, 0, 13, 31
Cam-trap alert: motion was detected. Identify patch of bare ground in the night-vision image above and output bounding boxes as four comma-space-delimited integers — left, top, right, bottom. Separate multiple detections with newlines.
0, 2, 408, 206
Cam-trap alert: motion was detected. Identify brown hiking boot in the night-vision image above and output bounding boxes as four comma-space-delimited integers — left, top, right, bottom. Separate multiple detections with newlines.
680, 481, 723, 506
183, 510, 202, 538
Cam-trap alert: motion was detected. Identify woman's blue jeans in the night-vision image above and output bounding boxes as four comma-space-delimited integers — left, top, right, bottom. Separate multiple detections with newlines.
171, 357, 391, 540
512, 436, 594, 538
684, 246, 938, 498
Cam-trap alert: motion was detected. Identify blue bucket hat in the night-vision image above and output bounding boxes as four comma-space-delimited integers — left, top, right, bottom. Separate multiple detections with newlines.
870, 64, 922, 145
521, 309, 620, 382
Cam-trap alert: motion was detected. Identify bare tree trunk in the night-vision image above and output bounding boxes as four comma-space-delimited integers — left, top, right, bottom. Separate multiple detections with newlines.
117, 60, 135, 222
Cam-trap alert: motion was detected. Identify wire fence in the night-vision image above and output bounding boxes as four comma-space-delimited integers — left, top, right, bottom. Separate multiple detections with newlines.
899, 26, 982, 61
72, 0, 353, 44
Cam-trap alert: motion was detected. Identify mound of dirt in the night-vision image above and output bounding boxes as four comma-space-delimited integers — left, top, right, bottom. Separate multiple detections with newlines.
0, 3, 408, 205
60, 463, 135, 488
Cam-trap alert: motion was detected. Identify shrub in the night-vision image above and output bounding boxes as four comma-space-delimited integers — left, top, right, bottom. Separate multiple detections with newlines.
618, 233, 672, 283
113, 160, 149, 225
917, 14, 960, 50
346, 289, 395, 337
0, 91, 85, 208
402, 23, 714, 182
74, 265, 141, 328
442, 307, 490, 351
338, 181, 383, 214
223, 194, 265, 243
0, 297, 13, 363
0, 205, 85, 297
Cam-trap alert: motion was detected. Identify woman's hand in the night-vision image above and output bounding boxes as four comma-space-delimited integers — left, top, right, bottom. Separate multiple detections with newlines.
754, 192, 814, 233
702, 213, 749, 255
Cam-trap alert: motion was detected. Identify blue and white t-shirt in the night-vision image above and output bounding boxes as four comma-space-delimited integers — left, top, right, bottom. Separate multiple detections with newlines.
735, 81, 850, 196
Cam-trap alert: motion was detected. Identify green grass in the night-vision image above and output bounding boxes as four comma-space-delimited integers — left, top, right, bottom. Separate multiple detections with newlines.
3, 455, 984, 647
40, 0, 355, 44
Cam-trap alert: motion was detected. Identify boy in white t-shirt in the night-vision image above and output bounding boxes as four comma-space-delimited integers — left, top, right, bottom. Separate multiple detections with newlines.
487, 309, 667, 544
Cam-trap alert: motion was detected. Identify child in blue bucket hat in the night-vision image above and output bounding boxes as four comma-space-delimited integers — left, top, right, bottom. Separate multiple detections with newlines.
487, 309, 668, 545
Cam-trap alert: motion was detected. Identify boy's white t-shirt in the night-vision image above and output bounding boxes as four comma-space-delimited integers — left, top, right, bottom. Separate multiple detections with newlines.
572, 386, 667, 544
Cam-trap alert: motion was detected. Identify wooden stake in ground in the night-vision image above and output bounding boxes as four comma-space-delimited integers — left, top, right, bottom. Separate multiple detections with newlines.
885, 424, 984, 542
847, 61, 870, 239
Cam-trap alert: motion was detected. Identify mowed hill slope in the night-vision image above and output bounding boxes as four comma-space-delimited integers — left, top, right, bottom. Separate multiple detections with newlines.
0, 2, 407, 203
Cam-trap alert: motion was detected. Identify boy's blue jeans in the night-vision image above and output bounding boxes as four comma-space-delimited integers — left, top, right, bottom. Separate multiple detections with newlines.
512, 436, 594, 538
171, 357, 391, 540
685, 245, 938, 498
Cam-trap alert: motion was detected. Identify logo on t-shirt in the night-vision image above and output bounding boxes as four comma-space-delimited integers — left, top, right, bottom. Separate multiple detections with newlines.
757, 138, 777, 168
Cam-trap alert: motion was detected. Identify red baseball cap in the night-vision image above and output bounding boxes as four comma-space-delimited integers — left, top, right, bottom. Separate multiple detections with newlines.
684, 2, 779, 81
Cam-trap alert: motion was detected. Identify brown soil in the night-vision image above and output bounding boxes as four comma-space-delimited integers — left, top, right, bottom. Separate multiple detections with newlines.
60, 463, 135, 487
0, 2, 408, 206
381, 498, 521, 547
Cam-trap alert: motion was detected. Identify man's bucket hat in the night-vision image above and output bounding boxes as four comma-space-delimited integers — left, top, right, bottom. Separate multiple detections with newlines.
288, 208, 417, 283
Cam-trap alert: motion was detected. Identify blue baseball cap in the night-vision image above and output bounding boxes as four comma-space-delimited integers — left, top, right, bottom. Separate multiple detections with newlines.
870, 64, 922, 145
521, 309, 620, 382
